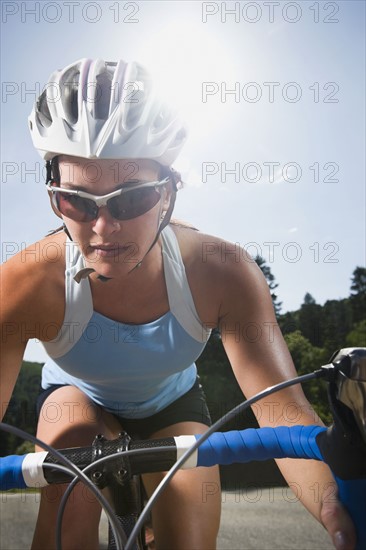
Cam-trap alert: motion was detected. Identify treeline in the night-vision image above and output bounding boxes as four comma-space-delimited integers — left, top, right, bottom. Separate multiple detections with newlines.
0, 362, 42, 456
1, 266, 365, 465
197, 265, 365, 428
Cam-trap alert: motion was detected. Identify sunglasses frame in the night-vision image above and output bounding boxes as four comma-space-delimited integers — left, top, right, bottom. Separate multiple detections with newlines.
46, 177, 170, 221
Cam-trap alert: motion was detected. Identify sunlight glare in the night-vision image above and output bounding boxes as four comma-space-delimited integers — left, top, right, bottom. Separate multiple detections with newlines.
139, 23, 238, 143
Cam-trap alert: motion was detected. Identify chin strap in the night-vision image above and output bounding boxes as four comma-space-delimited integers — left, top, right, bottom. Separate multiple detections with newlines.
62, 223, 72, 240
127, 186, 177, 274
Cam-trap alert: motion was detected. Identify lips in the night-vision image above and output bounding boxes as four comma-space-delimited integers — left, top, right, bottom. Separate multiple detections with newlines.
89, 243, 131, 258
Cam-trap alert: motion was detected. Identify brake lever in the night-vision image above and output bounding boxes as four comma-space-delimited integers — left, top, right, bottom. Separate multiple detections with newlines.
317, 348, 366, 550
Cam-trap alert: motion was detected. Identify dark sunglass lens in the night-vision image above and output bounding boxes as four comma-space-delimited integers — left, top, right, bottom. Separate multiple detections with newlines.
108, 188, 161, 220
56, 193, 97, 222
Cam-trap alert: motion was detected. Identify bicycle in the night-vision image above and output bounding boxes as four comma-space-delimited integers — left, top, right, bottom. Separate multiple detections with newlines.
1, 347, 366, 550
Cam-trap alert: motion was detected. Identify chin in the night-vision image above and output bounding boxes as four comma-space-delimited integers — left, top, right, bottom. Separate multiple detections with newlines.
85, 243, 139, 264
87, 258, 140, 279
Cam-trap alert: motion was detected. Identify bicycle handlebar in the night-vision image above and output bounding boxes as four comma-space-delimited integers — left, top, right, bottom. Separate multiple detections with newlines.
0, 424, 323, 490
1, 423, 365, 549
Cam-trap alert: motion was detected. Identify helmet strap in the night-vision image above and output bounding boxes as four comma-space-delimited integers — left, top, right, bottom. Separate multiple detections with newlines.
46, 160, 52, 184
128, 182, 177, 274
62, 223, 72, 241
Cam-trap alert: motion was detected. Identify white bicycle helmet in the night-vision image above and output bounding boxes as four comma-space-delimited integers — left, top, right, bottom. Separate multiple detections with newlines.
28, 58, 187, 165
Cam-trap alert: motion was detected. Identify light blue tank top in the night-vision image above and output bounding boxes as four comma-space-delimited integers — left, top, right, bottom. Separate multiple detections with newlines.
41, 226, 212, 418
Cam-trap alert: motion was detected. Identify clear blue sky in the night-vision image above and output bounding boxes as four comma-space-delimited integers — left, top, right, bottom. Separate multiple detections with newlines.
1, 1, 365, 362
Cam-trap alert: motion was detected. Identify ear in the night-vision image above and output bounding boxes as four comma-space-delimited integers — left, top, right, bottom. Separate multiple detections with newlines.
47, 187, 63, 220
161, 182, 173, 212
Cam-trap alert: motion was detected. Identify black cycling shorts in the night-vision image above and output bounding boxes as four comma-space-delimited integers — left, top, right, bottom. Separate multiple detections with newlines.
36, 377, 212, 439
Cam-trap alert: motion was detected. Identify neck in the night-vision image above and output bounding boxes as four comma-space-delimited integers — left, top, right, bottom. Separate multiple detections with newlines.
89, 238, 165, 294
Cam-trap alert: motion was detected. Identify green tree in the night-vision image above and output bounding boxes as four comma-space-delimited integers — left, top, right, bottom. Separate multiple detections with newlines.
284, 331, 330, 423
298, 293, 323, 347
1, 362, 42, 455
278, 310, 299, 336
346, 320, 366, 347
350, 266, 366, 294
254, 256, 282, 316
321, 299, 353, 357
305, 293, 316, 305
350, 266, 366, 324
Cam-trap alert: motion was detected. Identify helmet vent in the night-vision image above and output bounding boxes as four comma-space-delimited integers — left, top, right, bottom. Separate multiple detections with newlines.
172, 127, 187, 147
153, 111, 165, 131
62, 68, 80, 124
123, 66, 152, 131
94, 70, 112, 120
36, 90, 52, 128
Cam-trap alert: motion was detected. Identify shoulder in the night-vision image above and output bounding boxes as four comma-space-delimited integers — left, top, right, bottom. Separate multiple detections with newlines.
169, 223, 225, 265
171, 222, 262, 281
170, 224, 271, 323
0, 231, 66, 339
1, 230, 66, 283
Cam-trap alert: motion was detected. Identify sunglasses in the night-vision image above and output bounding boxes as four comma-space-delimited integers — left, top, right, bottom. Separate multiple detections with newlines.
47, 178, 169, 222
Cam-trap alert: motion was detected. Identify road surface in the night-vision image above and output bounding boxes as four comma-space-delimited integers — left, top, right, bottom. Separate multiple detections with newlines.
0, 488, 333, 549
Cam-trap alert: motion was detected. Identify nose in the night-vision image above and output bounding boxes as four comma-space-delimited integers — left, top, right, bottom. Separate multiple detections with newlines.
91, 206, 121, 236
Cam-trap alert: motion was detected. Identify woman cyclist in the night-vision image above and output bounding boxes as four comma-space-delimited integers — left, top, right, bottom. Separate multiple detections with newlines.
0, 58, 355, 549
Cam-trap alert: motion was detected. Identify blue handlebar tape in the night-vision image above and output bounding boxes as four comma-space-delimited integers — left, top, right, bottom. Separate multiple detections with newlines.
335, 477, 366, 550
195, 426, 366, 550
195, 425, 326, 467
0, 455, 27, 490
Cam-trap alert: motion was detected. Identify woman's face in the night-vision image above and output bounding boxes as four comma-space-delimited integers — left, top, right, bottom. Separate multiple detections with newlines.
56, 156, 168, 278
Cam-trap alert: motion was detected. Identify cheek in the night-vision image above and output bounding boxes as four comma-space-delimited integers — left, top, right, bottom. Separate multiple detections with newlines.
62, 219, 91, 244
129, 202, 162, 232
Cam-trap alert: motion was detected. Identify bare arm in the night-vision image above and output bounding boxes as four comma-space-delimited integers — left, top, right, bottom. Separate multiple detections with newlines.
1, 257, 34, 419
0, 236, 65, 420
214, 246, 355, 549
